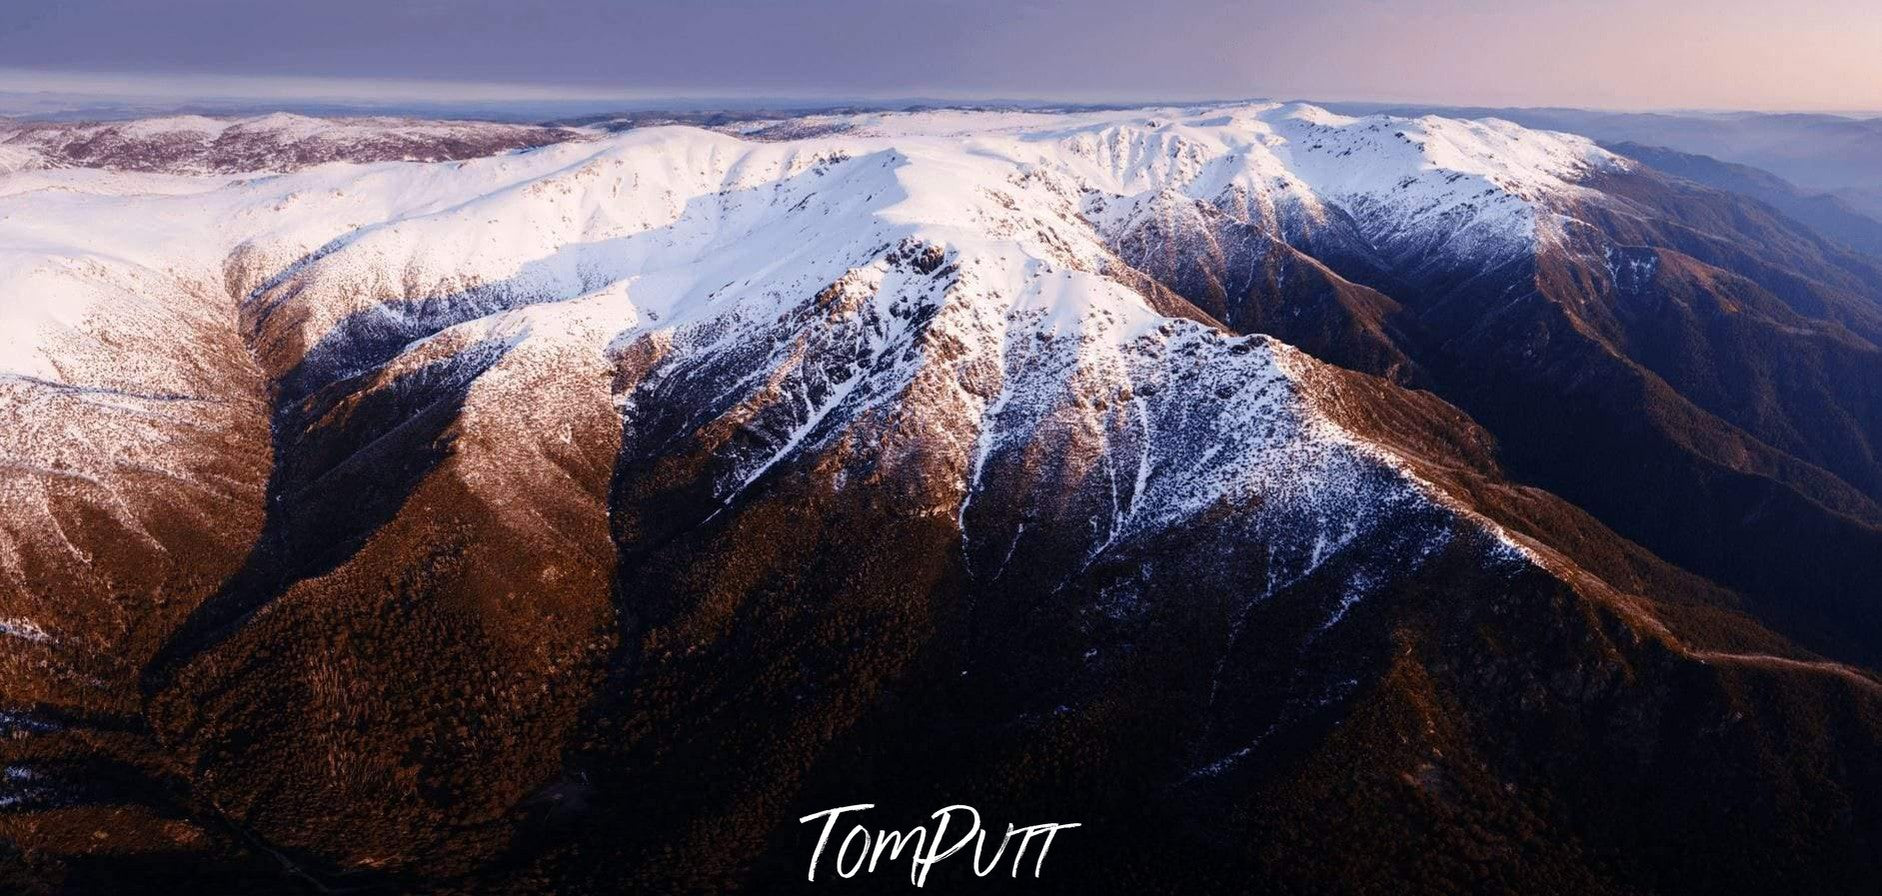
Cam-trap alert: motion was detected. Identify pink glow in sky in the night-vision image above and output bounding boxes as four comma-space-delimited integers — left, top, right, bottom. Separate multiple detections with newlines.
0, 0, 1877, 111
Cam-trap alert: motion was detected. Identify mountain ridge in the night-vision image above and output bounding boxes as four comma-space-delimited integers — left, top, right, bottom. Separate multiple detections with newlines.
2, 103, 1880, 894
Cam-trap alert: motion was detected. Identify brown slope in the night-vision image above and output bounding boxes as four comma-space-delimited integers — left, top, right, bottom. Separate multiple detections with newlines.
1108, 193, 1426, 383
1129, 164, 1882, 669
506, 330, 1882, 896
138, 323, 624, 880
0, 266, 271, 879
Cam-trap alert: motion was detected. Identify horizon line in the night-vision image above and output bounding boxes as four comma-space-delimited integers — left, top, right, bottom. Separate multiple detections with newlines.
3, 68, 1879, 120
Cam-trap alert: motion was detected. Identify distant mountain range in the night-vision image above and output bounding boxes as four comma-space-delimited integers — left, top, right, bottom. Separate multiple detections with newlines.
1325, 102, 1882, 229
3, 104, 1880, 894
1596, 141, 1882, 256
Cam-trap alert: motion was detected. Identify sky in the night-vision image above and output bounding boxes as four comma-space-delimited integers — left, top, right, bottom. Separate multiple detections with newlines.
1, 0, 1880, 113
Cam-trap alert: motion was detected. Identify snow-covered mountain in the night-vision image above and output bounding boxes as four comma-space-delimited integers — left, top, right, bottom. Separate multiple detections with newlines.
3, 104, 1880, 894
0, 112, 580, 175
0, 103, 1621, 386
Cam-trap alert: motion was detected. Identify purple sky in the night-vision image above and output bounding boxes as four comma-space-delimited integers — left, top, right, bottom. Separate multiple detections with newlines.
2, 0, 1878, 111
